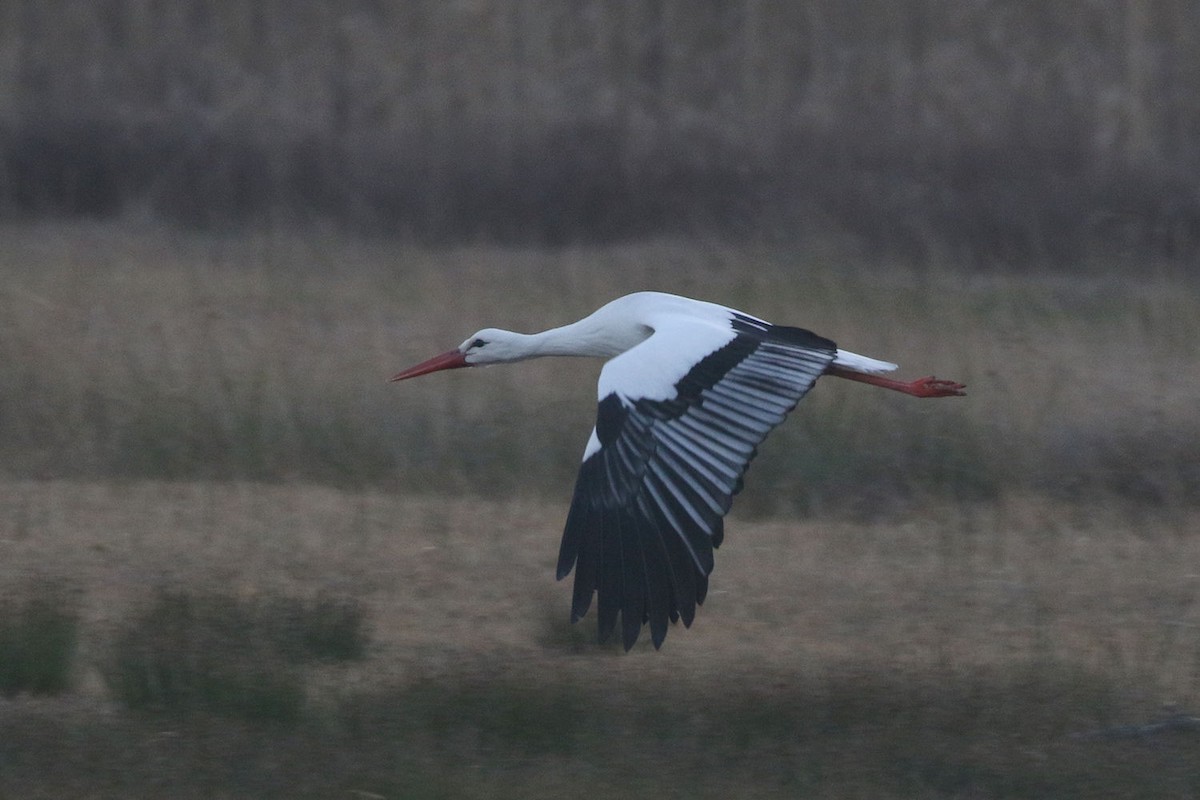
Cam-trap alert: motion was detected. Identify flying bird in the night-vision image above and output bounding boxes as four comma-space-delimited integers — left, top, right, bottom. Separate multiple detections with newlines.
391, 292, 965, 650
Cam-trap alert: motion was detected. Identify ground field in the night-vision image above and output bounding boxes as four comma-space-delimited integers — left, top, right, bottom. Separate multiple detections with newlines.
2, 481, 1199, 797
1, 224, 1198, 796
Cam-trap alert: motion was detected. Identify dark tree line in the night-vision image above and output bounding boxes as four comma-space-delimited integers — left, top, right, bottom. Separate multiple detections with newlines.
2, 1, 1198, 262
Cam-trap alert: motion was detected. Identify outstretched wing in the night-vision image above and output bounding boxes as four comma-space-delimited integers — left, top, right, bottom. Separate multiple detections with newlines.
556, 316, 836, 650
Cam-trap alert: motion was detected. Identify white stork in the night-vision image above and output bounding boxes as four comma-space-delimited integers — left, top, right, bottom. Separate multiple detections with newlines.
391, 291, 965, 650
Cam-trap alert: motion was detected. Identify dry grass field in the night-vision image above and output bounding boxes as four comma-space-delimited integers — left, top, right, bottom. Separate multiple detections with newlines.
2, 223, 1199, 796
2, 484, 1200, 797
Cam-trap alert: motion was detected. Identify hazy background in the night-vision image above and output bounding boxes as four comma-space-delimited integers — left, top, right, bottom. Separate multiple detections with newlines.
3, 0, 1199, 260
2, 3, 1200, 798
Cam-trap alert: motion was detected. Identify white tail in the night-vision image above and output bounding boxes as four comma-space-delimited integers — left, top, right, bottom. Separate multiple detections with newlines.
832, 349, 898, 374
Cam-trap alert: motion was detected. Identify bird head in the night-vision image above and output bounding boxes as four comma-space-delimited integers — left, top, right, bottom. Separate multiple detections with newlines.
390, 328, 527, 381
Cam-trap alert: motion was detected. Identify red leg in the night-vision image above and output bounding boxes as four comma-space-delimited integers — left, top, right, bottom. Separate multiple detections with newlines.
826, 366, 966, 398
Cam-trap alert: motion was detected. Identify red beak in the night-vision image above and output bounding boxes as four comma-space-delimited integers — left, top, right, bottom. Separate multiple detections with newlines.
389, 350, 469, 382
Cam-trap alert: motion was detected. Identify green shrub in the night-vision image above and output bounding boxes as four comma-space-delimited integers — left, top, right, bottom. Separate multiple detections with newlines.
0, 585, 79, 697
268, 593, 370, 663
105, 590, 367, 722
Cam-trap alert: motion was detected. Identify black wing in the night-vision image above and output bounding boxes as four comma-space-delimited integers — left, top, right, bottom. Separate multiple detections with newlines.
555, 321, 836, 650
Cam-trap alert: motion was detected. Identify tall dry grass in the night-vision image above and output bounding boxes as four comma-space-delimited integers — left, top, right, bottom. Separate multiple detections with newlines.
2, 222, 1197, 513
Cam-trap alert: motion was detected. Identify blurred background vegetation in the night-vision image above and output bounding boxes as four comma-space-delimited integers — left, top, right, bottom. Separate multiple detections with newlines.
2, 0, 1198, 261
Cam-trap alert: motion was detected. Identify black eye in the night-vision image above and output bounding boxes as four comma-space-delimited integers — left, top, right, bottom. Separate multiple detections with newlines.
471, 338, 486, 348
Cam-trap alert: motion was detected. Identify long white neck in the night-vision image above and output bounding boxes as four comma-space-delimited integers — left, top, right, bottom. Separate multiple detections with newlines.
472, 313, 651, 365
527, 317, 645, 358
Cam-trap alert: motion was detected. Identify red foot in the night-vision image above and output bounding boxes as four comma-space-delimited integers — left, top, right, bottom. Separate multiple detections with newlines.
903, 376, 967, 398
826, 367, 967, 398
